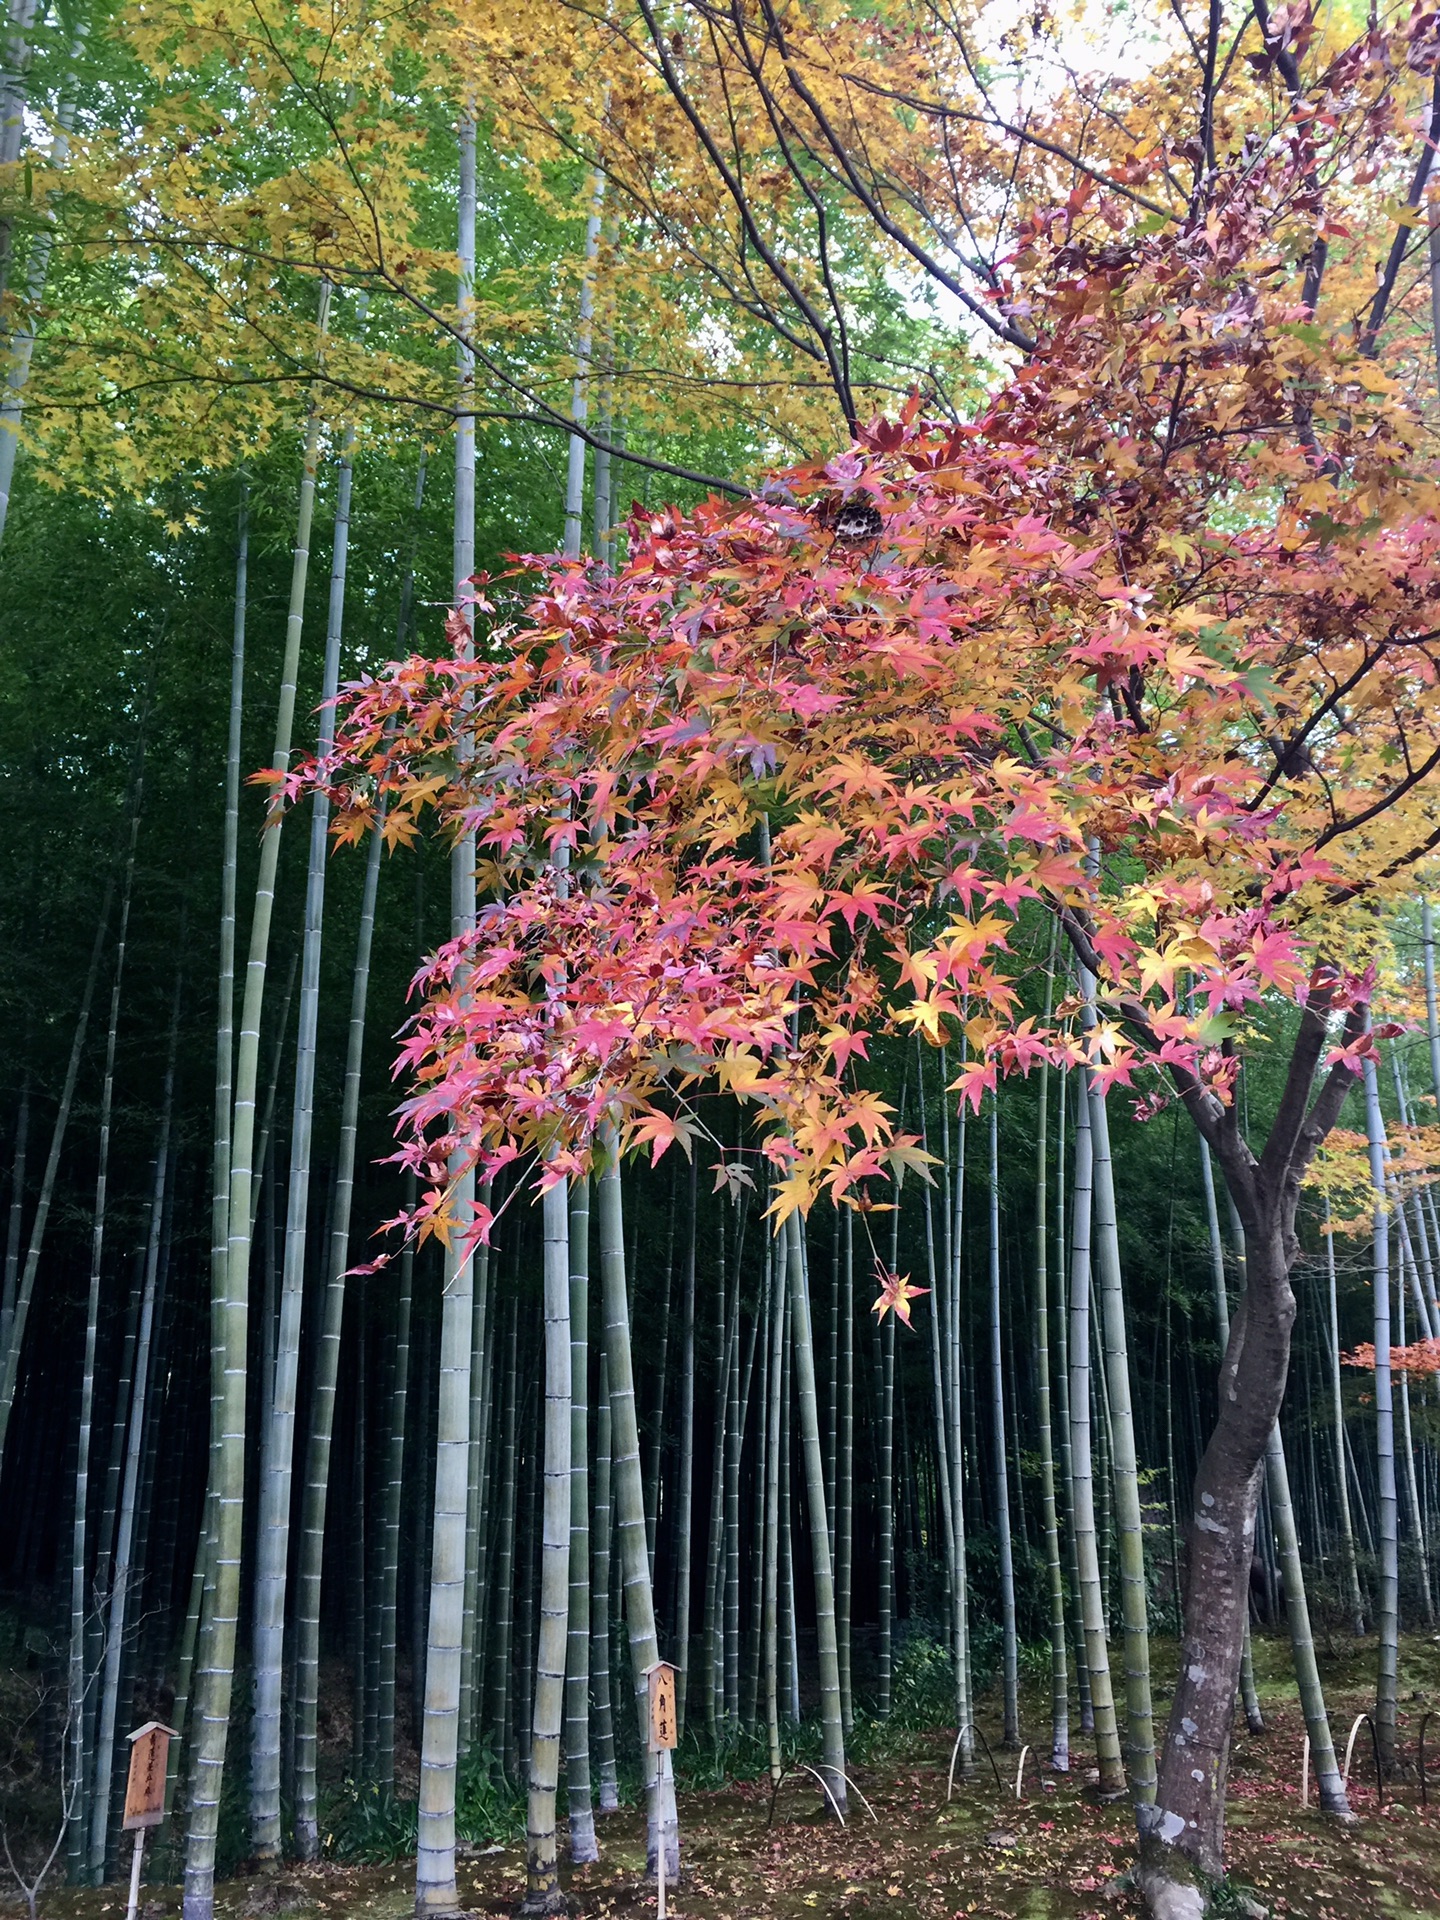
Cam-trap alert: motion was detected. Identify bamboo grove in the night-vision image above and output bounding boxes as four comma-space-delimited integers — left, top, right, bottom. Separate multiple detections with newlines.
6, 1, 1440, 1919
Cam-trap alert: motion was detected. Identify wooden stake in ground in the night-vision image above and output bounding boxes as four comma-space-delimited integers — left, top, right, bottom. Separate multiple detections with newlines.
646, 1664, 677, 1920
123, 1723, 175, 1920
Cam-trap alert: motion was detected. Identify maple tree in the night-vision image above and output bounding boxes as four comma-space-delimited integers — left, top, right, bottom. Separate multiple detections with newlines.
4, 0, 972, 511
296, 20, 1440, 1901
7, 0, 1440, 1916
1342, 1337, 1440, 1371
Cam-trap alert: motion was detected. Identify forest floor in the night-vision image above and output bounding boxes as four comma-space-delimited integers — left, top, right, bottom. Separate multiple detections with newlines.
7, 1636, 1440, 1920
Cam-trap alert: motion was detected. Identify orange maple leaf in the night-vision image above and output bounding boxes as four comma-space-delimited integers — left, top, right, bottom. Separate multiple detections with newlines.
871, 1264, 928, 1327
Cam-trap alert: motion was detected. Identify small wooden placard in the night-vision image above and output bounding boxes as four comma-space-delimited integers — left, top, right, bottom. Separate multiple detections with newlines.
123, 1722, 176, 1831
646, 1662, 677, 1753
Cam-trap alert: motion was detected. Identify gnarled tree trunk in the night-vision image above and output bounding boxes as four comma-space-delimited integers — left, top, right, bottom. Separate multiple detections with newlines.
1136, 988, 1360, 1920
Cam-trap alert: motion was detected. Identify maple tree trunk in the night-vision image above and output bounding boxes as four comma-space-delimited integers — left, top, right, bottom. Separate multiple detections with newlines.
1138, 1209, 1297, 1916
1195, 1137, 1266, 1735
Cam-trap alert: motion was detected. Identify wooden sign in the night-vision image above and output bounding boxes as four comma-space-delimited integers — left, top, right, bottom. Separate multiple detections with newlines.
646, 1661, 677, 1753
123, 1721, 176, 1831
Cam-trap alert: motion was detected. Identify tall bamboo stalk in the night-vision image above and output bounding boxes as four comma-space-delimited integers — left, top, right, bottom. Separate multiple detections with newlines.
0, 31, 83, 550
837, 1205, 854, 1734
1033, 993, 1069, 1772
1082, 1057, 1155, 1801
1067, 1092, 1126, 1795
987, 1104, 1021, 1748
565, 1178, 598, 1860
89, 965, 180, 1879
1, 1073, 28, 1354
292, 797, 385, 1857
590, 1345, 619, 1811
876, 1256, 895, 1720
376, 459, 427, 1790
377, 1190, 416, 1793
779, 1279, 799, 1725
1053, 1072, 1091, 1731
67, 768, 142, 1879
490, 1301, 519, 1775
947, 1080, 973, 1764
673, 1157, 696, 1733
415, 112, 478, 1917
1264, 1421, 1352, 1816
784, 1208, 848, 1815
0, 879, 113, 1471
521, 1179, 572, 1914
763, 1243, 783, 1781
723, 1265, 744, 1727
917, 1050, 959, 1729
1362, 1039, 1400, 1774
1394, 1250, 1434, 1621
562, 170, 605, 559
1423, 900, 1440, 1124
645, 1199, 674, 1573
702, 1232, 728, 1737
198, 480, 247, 1739
597, 1129, 679, 1878
184, 281, 331, 1920
252, 411, 357, 1858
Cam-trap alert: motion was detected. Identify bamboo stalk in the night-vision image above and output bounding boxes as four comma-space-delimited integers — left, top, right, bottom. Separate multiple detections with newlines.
1067, 1092, 1126, 1795
565, 1177, 598, 1861
673, 1157, 696, 1734
68, 766, 142, 1879
415, 108, 478, 1914
292, 790, 385, 1857
90, 965, 181, 1879
1362, 1038, 1400, 1775
590, 1343, 618, 1811
1082, 1055, 1155, 1800
1033, 965, 1069, 1773
521, 1178, 572, 1913
252, 406, 357, 1859
784, 1208, 848, 1815
185, 279, 332, 1920
597, 1130, 678, 1878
